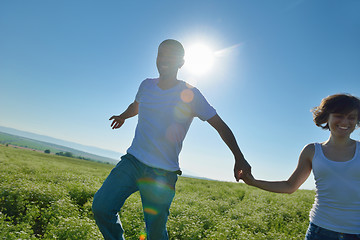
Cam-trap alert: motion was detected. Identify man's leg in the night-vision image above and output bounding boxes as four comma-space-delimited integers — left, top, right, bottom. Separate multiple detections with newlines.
138, 168, 178, 240
92, 154, 140, 240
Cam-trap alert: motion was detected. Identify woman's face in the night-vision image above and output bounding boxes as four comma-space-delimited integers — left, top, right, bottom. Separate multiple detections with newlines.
327, 109, 358, 137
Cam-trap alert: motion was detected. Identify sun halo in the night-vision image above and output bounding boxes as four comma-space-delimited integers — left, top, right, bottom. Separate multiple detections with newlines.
184, 43, 215, 76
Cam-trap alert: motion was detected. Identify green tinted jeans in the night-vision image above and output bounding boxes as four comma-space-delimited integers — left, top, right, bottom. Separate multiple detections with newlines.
92, 154, 178, 240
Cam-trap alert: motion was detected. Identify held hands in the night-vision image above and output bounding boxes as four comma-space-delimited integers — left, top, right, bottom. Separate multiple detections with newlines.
234, 158, 251, 182
234, 158, 256, 186
233, 157, 257, 186
109, 115, 125, 129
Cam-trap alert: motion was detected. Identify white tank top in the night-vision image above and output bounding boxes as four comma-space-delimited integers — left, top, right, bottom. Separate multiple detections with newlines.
309, 141, 360, 234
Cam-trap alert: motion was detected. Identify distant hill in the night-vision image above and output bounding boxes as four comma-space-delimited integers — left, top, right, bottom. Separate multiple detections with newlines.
0, 127, 120, 165
0, 126, 123, 160
0, 126, 210, 179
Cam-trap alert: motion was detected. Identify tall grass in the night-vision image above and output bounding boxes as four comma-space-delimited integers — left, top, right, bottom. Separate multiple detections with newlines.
0, 145, 315, 239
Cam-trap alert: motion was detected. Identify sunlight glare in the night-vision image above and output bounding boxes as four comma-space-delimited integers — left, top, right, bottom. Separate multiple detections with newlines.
184, 44, 215, 75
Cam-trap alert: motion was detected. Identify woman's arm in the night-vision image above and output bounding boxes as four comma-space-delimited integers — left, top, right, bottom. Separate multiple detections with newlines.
243, 144, 314, 194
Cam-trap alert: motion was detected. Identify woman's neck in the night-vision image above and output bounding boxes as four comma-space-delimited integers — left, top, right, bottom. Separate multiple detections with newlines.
325, 135, 354, 147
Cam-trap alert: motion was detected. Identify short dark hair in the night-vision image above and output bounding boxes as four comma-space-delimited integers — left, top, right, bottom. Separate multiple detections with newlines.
159, 39, 185, 57
311, 93, 360, 129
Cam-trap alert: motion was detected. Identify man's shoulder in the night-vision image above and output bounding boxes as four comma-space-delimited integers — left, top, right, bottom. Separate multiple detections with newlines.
180, 80, 194, 88
142, 78, 158, 84
139, 78, 158, 88
180, 80, 200, 93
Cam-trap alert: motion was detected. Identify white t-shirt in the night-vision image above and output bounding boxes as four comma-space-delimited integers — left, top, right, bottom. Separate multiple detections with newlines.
127, 78, 217, 171
309, 141, 360, 234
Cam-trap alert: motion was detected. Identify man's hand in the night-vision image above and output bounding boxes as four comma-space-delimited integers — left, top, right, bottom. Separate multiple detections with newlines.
109, 115, 125, 129
234, 158, 251, 182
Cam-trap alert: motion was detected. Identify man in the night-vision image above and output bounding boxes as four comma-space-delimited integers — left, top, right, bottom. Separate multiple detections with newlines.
92, 39, 251, 240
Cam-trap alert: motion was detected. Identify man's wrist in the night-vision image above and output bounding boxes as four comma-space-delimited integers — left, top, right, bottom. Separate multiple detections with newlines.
235, 155, 245, 162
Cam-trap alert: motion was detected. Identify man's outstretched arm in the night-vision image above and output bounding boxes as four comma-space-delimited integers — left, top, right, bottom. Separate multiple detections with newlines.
109, 100, 139, 129
207, 114, 251, 182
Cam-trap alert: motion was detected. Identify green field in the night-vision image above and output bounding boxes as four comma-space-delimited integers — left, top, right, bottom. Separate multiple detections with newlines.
0, 145, 315, 239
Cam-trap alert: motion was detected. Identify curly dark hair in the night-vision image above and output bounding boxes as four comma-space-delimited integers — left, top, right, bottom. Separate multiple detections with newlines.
311, 93, 360, 130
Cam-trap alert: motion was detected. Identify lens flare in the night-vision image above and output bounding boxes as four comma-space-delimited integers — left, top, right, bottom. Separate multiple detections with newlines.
138, 178, 175, 190
144, 207, 158, 215
180, 89, 194, 103
139, 232, 146, 240
166, 123, 186, 143
173, 102, 192, 123
138, 178, 176, 203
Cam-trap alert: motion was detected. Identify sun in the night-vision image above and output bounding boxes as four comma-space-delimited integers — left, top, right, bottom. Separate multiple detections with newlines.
184, 43, 215, 75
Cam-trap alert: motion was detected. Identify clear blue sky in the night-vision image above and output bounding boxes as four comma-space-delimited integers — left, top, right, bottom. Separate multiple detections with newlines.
1, 0, 359, 189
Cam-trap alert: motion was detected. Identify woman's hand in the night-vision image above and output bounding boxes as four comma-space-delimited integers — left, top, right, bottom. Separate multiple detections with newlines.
241, 172, 256, 186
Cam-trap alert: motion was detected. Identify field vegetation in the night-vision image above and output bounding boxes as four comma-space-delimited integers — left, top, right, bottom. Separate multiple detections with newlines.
0, 145, 315, 239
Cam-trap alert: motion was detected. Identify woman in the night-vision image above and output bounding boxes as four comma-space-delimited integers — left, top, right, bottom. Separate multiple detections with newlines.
243, 93, 360, 240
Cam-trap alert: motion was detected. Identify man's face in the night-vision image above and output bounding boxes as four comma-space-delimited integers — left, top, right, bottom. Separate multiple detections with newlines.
156, 45, 184, 76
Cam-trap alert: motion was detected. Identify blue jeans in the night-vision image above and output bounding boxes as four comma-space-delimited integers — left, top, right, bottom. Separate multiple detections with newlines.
92, 154, 178, 240
305, 222, 360, 240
